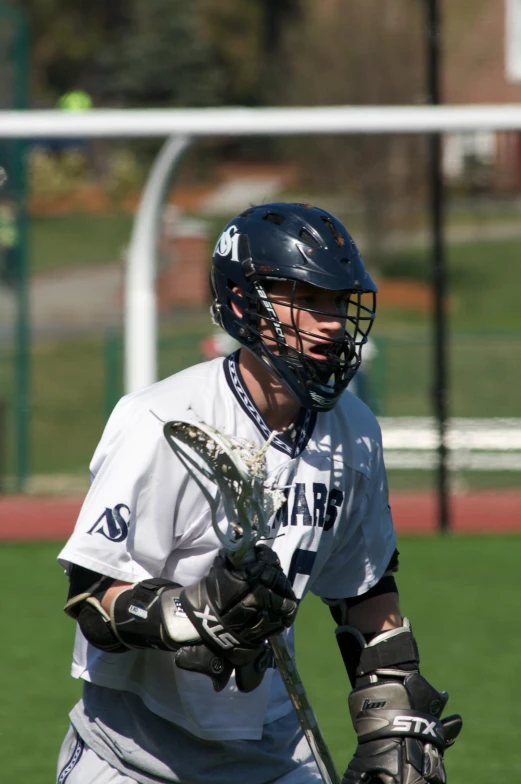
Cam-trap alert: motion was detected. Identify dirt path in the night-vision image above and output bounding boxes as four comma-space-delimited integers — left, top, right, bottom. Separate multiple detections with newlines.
0, 264, 122, 339
1, 489, 520, 541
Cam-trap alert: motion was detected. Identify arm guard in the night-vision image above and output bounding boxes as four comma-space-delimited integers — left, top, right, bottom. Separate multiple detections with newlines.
64, 567, 127, 654
325, 548, 400, 625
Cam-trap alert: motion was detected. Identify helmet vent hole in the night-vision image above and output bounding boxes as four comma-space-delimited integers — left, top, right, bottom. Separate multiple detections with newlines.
321, 216, 345, 247
263, 212, 285, 225
299, 229, 321, 248
240, 208, 254, 217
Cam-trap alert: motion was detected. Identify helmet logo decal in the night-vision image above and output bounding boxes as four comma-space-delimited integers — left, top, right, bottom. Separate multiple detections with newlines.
214, 225, 241, 261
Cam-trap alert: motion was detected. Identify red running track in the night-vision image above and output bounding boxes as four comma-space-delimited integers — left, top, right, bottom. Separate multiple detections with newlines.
0, 490, 520, 540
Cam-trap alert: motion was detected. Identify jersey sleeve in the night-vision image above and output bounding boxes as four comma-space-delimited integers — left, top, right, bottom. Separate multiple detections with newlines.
58, 398, 187, 582
310, 434, 397, 600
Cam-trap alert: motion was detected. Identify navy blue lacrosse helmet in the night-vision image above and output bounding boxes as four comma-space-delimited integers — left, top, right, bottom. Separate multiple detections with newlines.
210, 202, 377, 412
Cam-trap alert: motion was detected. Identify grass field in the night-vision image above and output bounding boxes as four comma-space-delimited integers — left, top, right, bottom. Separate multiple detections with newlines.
1, 536, 520, 782
30, 213, 134, 274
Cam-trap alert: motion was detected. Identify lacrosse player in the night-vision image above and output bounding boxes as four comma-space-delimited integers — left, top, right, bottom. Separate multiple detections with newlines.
57, 203, 461, 784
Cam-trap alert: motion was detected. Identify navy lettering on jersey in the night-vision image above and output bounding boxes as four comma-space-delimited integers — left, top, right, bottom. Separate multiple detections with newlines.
273, 488, 290, 528
288, 548, 318, 593
291, 483, 312, 526
324, 489, 344, 532
312, 483, 327, 527
87, 504, 130, 542
273, 484, 344, 530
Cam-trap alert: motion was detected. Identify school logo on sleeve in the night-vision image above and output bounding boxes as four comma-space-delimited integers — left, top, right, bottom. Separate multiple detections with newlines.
87, 504, 130, 542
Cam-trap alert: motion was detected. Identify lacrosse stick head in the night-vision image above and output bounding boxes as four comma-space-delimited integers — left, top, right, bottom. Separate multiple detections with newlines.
163, 420, 284, 565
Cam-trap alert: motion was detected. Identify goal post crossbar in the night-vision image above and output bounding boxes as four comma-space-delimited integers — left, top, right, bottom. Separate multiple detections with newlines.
1, 104, 521, 138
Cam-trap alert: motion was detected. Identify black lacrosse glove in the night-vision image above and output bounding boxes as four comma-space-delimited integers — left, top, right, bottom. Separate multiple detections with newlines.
177, 544, 297, 692
332, 619, 462, 784
342, 673, 462, 784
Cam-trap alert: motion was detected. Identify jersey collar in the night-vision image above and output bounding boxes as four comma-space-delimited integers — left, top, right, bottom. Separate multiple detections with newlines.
223, 351, 316, 458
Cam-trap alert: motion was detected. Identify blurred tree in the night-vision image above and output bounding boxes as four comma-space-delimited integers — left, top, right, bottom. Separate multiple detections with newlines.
19, 0, 302, 110
18, 0, 127, 104
20, 0, 230, 178
19, 0, 227, 108
279, 0, 427, 267
95, 1, 225, 108
257, 0, 301, 104
198, 0, 301, 159
17, 0, 431, 225
198, 0, 299, 106
198, 0, 264, 107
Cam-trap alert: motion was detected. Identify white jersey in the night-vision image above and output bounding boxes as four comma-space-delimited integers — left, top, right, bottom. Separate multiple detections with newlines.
58, 352, 396, 742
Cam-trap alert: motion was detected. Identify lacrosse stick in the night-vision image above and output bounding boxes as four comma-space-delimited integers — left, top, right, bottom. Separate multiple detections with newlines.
163, 419, 341, 784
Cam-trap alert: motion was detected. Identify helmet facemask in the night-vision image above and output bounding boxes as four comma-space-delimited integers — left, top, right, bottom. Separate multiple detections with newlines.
237, 279, 376, 412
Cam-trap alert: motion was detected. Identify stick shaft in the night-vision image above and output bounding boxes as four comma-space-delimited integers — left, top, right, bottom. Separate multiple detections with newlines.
164, 423, 340, 783
230, 547, 340, 781
269, 634, 341, 784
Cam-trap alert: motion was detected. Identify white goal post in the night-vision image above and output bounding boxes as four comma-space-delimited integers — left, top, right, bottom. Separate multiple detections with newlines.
2, 104, 521, 138
1, 103, 521, 393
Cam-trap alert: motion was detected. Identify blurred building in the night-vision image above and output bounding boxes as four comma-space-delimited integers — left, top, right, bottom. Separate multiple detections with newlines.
157, 206, 210, 311
443, 0, 521, 193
